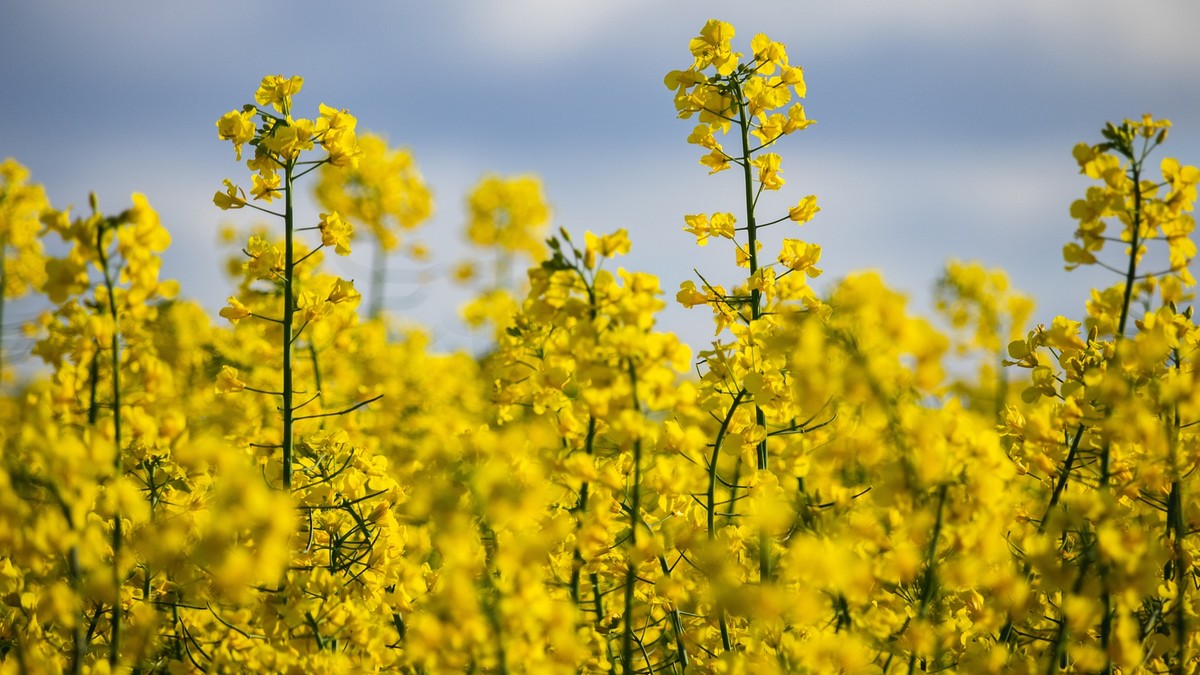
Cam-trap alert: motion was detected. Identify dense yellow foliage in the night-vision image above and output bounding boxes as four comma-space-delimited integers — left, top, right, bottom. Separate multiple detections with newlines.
2, 19, 1199, 674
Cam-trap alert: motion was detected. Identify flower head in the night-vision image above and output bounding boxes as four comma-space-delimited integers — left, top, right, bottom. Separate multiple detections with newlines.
255, 74, 304, 113
318, 211, 354, 256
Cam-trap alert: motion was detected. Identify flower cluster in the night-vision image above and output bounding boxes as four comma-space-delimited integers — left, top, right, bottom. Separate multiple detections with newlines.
458, 174, 553, 340
314, 132, 433, 315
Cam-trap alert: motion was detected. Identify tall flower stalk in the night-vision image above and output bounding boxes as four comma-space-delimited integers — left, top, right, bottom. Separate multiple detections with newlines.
666, 17, 823, 621
214, 75, 361, 489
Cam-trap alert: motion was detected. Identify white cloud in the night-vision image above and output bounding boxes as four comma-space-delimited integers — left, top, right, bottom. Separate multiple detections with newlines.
664, 2, 1199, 78
461, 0, 644, 66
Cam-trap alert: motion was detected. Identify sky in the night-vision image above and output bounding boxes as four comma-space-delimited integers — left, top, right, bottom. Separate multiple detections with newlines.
2, 1, 1198, 357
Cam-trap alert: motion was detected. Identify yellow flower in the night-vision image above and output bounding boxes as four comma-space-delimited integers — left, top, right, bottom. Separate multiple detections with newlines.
1162, 156, 1200, 209
250, 172, 280, 202
683, 213, 735, 247
317, 103, 360, 167
710, 212, 736, 239
314, 132, 433, 254
261, 118, 315, 160
663, 67, 706, 93
788, 195, 819, 223
784, 102, 813, 133
244, 235, 283, 280
327, 277, 360, 304
676, 280, 709, 308
782, 65, 807, 98
215, 109, 256, 160
1040, 316, 1086, 351
43, 255, 89, 304
255, 74, 304, 113
318, 211, 354, 256
687, 124, 718, 150
215, 365, 246, 393
219, 296, 251, 324
213, 179, 246, 210
735, 239, 763, 268
752, 113, 786, 146
584, 229, 631, 259
465, 174, 550, 259
452, 261, 476, 283
683, 213, 712, 246
751, 152, 785, 190
700, 148, 731, 174
689, 19, 739, 76
122, 193, 172, 254
750, 33, 787, 73
778, 238, 822, 276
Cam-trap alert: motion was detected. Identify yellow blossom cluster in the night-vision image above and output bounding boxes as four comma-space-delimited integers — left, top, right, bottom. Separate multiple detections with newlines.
314, 133, 433, 316
465, 174, 551, 260
458, 174, 553, 341
1, 22, 1199, 675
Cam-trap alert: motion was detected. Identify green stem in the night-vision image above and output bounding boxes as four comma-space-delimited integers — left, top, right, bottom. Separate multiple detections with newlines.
733, 79, 773, 583
907, 484, 948, 675
1169, 348, 1187, 669
369, 239, 385, 319
307, 340, 325, 413
733, 83, 762, 320
626, 503, 691, 670
1045, 540, 1096, 674
68, 545, 85, 675
1095, 148, 1145, 673
1115, 158, 1143, 340
569, 417, 597, 607
621, 360, 644, 675
1039, 425, 1086, 532
96, 219, 124, 666
96, 224, 123, 470
998, 423, 1087, 643
87, 349, 100, 425
707, 388, 747, 537
710, 385, 748, 647
282, 161, 296, 489
45, 482, 88, 675
591, 572, 614, 675
1169, 477, 1186, 668
478, 523, 510, 675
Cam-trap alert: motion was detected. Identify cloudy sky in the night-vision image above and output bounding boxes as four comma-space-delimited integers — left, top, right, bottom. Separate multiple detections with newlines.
3, 1, 1198, 355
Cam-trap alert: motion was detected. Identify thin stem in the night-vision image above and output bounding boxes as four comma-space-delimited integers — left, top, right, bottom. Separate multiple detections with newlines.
1039, 425, 1086, 533
306, 339, 326, 413
621, 359, 644, 675
708, 388, 747, 538
569, 417, 598, 607
733, 82, 762, 323
293, 394, 383, 421
1116, 152, 1144, 340
282, 160, 296, 489
370, 239, 386, 318
477, 522, 510, 675
1094, 148, 1146, 673
733, 78, 773, 582
1045, 538, 1096, 674
95, 219, 124, 666
1169, 348, 1187, 669
907, 484, 949, 675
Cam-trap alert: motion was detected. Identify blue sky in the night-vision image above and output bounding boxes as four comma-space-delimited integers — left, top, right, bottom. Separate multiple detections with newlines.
3, 1, 1198, 354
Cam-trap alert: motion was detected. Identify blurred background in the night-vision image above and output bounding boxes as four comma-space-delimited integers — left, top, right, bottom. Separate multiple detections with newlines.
2, 1, 1198, 357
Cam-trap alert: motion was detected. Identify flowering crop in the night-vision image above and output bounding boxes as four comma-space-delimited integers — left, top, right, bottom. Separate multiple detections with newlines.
1, 19, 1199, 674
